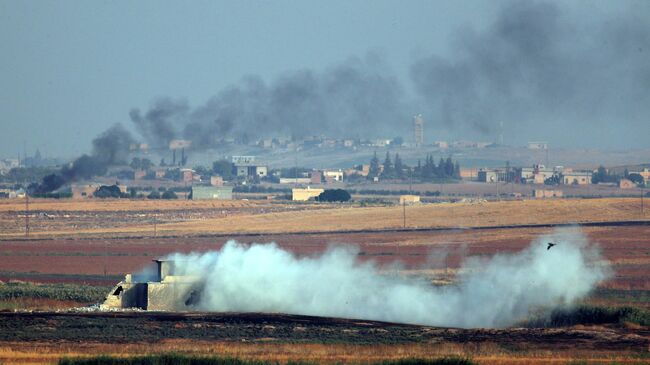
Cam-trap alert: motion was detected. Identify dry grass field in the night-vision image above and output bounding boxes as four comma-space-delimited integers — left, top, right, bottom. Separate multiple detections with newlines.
1, 197, 648, 365
0, 197, 647, 238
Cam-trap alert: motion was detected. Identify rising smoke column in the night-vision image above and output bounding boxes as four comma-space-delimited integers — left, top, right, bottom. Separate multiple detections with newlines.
167, 228, 609, 328
129, 55, 407, 150
410, 1, 650, 140
35, 123, 134, 193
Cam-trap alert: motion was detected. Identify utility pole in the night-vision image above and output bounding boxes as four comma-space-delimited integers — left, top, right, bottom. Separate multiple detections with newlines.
24, 193, 29, 238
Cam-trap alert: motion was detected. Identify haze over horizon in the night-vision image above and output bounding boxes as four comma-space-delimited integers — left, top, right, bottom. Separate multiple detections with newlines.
1, 0, 649, 159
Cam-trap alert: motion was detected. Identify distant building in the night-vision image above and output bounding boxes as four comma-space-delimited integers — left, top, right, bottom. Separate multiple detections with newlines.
399, 195, 421, 205
134, 170, 147, 180
521, 165, 561, 184
0, 158, 20, 174
413, 114, 424, 147
279, 177, 311, 184
232, 156, 268, 179
323, 170, 343, 183
619, 179, 635, 189
310, 171, 323, 184
433, 141, 448, 149
180, 169, 194, 183
563, 171, 592, 185
532, 189, 563, 198
190, 186, 233, 200
528, 141, 548, 150
292, 187, 324, 201
210, 176, 224, 186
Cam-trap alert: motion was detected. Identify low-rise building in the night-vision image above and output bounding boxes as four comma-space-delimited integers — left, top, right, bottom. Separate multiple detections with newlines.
399, 195, 421, 205
292, 187, 324, 201
619, 179, 635, 189
210, 176, 224, 186
563, 171, 592, 185
190, 186, 233, 200
323, 170, 343, 183
279, 177, 311, 184
630, 168, 650, 183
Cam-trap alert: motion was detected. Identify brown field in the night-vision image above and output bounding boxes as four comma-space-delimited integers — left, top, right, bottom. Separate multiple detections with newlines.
0, 197, 648, 364
0, 312, 647, 365
0, 197, 647, 238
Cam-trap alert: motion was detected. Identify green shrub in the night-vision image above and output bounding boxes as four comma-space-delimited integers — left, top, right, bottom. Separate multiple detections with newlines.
0, 282, 110, 303
527, 305, 650, 327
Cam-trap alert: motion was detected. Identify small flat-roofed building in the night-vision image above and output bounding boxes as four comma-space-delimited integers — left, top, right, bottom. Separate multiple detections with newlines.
190, 186, 233, 200
563, 171, 592, 185
399, 195, 421, 205
292, 187, 324, 201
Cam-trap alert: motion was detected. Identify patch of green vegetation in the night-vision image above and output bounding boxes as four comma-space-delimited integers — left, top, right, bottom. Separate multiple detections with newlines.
0, 282, 110, 303
59, 355, 476, 365
526, 305, 650, 327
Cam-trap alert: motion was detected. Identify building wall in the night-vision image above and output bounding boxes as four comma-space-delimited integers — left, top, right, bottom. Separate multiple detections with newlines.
292, 188, 324, 201
533, 189, 563, 198
399, 195, 421, 204
563, 173, 592, 185
191, 186, 233, 200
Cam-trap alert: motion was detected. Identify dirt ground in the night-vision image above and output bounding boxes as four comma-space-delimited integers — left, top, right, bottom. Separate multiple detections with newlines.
0, 312, 647, 365
1, 197, 647, 238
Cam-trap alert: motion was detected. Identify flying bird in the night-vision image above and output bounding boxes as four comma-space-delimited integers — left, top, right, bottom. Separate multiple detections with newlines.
547, 242, 557, 250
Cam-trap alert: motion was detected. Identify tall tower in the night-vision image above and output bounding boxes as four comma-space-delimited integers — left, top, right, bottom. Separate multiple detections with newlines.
413, 114, 424, 147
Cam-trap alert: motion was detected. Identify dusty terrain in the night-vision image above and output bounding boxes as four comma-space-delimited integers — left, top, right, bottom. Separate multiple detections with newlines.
1, 197, 647, 238
0, 312, 647, 365
0, 197, 648, 364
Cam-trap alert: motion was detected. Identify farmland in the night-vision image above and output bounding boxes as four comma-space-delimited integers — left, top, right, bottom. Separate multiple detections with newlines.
0, 197, 648, 364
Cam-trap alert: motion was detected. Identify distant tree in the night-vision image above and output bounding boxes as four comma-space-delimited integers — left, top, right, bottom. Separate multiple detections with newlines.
391, 136, 404, 146
164, 168, 181, 181
592, 165, 608, 184
454, 161, 461, 179
193, 166, 211, 179
382, 152, 393, 178
394, 153, 404, 179
161, 190, 178, 199
94, 185, 123, 198
544, 175, 561, 185
317, 189, 351, 202
368, 151, 380, 179
147, 190, 161, 199
628, 173, 645, 185
159, 158, 167, 167
444, 156, 454, 177
624, 168, 630, 178
212, 159, 233, 180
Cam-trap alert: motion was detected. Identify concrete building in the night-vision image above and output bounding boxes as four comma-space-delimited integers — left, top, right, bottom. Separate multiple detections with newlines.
210, 176, 224, 186
528, 141, 548, 150
190, 186, 233, 200
413, 114, 424, 147
619, 179, 635, 189
323, 170, 343, 183
232, 156, 267, 179
102, 260, 202, 311
399, 195, 421, 205
563, 171, 592, 185
279, 177, 311, 184
521, 165, 560, 184
292, 187, 324, 201
310, 171, 323, 184
181, 168, 194, 183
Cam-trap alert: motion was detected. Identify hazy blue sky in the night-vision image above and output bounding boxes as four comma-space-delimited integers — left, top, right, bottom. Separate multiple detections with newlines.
1, 0, 647, 158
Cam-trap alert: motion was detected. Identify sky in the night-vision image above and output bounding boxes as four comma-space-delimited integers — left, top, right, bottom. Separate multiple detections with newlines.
0, 0, 648, 159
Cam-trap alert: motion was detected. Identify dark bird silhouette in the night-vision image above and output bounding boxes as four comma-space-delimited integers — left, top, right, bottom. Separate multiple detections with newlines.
547, 242, 557, 250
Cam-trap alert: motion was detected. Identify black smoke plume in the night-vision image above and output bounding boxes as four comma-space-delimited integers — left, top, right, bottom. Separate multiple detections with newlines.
129, 55, 408, 150
410, 1, 650, 140
34, 124, 134, 193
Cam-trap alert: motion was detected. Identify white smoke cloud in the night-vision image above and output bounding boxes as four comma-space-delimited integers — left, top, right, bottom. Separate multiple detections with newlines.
166, 228, 609, 328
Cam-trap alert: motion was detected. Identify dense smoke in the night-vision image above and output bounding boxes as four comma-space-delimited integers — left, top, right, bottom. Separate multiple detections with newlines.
166, 228, 609, 328
34, 124, 134, 193
410, 1, 650, 139
127, 1, 650, 148
129, 55, 407, 149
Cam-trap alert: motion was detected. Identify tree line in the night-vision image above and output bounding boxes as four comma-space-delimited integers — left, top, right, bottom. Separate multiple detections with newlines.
366, 151, 461, 181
